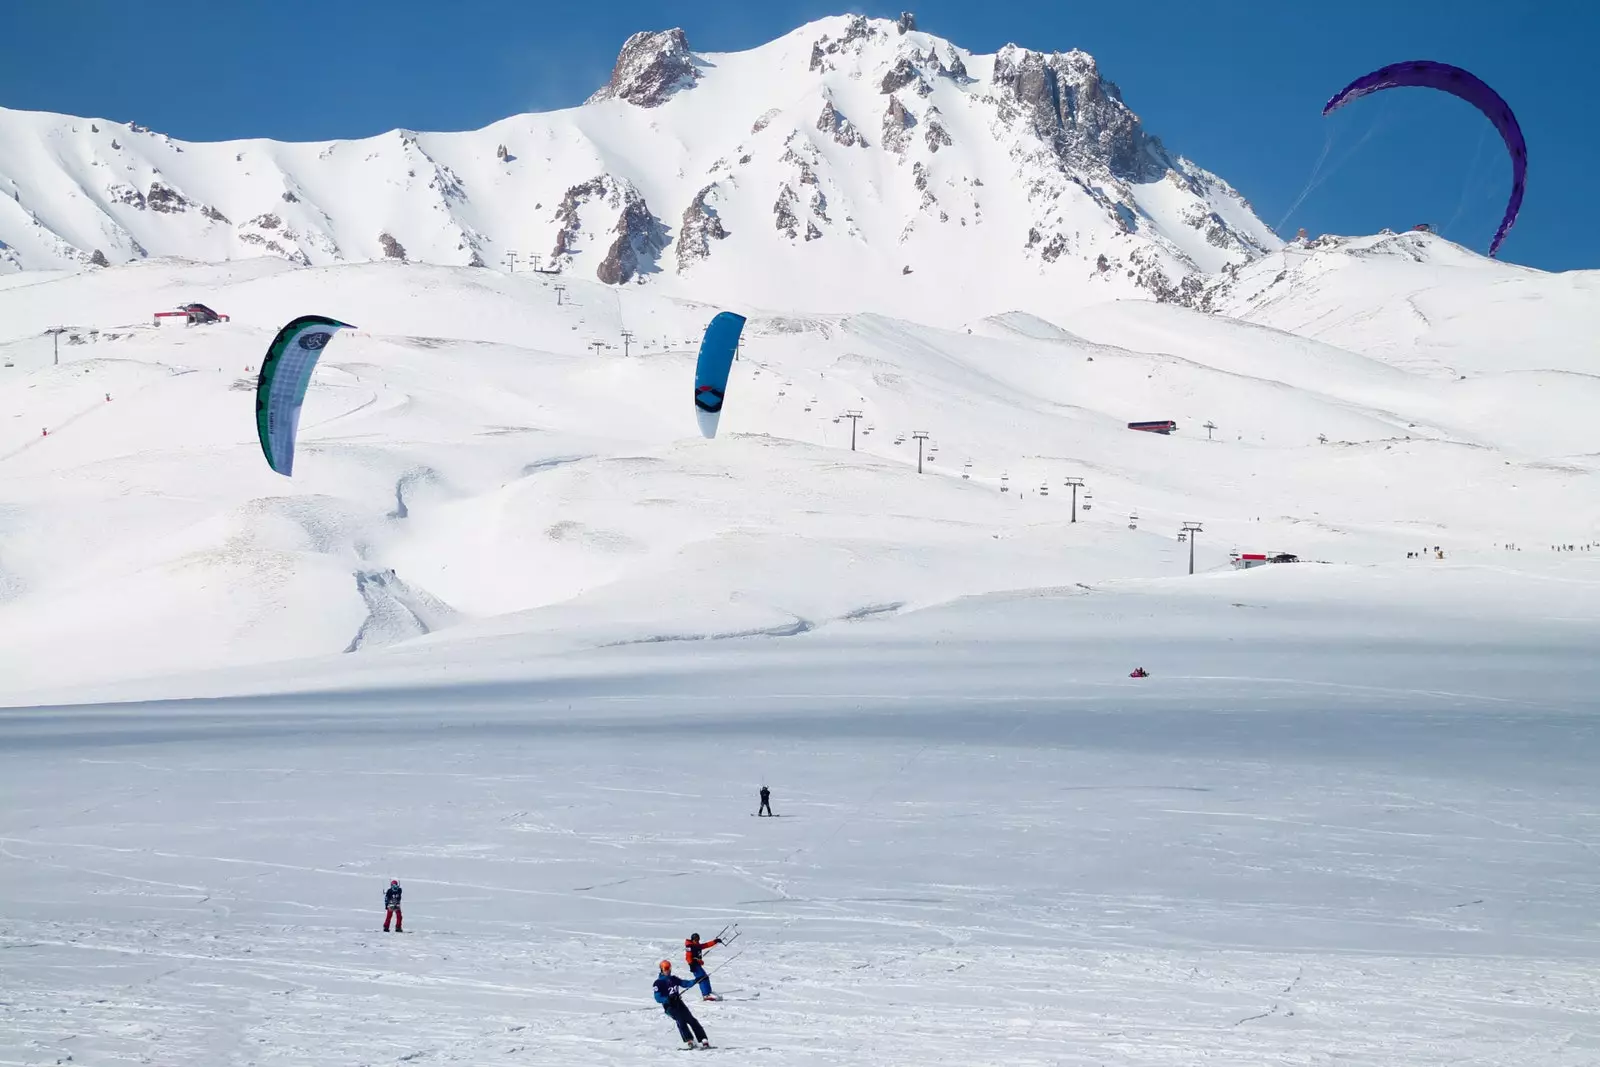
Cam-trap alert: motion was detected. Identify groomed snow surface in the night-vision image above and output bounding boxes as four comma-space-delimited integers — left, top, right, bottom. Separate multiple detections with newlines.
3, 236, 1599, 1064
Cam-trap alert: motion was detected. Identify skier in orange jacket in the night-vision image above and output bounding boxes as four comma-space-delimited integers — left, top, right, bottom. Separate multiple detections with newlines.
684, 932, 722, 1000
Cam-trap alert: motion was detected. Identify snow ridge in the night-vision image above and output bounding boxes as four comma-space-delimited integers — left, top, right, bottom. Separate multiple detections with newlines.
0, 14, 1281, 319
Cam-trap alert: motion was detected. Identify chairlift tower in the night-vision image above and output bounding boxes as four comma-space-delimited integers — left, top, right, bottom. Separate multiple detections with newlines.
1064, 476, 1085, 522
912, 430, 930, 473
620, 330, 634, 358
554, 284, 566, 306
1203, 420, 1217, 441
842, 410, 863, 451
1181, 521, 1204, 574
504, 250, 519, 273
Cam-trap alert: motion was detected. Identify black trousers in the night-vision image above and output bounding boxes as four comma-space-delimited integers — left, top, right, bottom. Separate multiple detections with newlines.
758, 799, 772, 815
665, 1000, 707, 1042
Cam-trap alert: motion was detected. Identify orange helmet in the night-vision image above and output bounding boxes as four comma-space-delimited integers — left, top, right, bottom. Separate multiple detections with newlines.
659, 959, 672, 973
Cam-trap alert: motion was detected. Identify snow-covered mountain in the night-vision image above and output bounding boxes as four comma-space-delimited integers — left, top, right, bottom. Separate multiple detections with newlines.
0, 13, 1279, 322
3, 22, 1599, 1059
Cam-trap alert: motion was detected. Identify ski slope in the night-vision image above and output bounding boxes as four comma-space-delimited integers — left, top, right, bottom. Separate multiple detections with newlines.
1, 239, 1597, 700
4, 579, 1600, 1065
1, 234, 1598, 1064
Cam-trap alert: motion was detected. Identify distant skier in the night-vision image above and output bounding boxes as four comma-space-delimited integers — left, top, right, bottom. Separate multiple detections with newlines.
654, 960, 711, 1049
383, 879, 403, 932
758, 785, 773, 817
684, 932, 722, 999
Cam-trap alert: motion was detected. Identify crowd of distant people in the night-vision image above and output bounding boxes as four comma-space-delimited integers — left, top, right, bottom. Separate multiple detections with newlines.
1408, 543, 1595, 558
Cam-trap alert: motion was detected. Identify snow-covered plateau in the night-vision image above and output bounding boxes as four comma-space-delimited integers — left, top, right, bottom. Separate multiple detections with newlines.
2, 13, 1599, 1067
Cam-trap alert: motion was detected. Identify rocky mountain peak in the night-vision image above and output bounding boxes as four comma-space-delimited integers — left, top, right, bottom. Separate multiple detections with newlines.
586, 28, 700, 108
990, 44, 1160, 182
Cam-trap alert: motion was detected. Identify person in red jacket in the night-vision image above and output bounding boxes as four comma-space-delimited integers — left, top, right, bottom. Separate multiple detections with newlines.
684, 932, 722, 1000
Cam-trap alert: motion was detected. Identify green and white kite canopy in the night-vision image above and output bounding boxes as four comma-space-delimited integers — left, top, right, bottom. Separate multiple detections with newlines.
254, 314, 355, 476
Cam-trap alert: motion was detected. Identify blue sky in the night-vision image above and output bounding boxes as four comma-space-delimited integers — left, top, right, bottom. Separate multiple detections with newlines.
3, 1, 1592, 270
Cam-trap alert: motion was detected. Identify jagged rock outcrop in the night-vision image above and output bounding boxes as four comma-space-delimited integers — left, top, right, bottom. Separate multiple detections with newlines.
551, 175, 668, 284
774, 185, 801, 238
990, 45, 1161, 182
587, 28, 700, 108
676, 184, 728, 271
108, 183, 145, 210
895, 11, 917, 34
378, 232, 407, 261
880, 58, 922, 95
808, 14, 881, 73
597, 193, 667, 283
817, 100, 867, 148
552, 178, 608, 259
882, 96, 916, 155
145, 183, 191, 214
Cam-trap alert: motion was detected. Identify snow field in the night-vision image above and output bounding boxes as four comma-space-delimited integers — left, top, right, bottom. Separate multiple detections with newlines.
1, 247, 1598, 698
4, 587, 1599, 1066
0, 228, 1596, 1065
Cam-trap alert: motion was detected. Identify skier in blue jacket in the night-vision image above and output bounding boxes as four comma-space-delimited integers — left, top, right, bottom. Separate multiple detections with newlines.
653, 960, 711, 1049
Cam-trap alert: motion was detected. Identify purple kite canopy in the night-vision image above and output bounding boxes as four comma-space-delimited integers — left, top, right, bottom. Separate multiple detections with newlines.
1323, 60, 1525, 258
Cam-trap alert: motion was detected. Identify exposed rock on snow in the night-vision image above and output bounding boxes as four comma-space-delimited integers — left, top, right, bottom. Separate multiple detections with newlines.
990, 45, 1158, 182
880, 58, 924, 95
817, 99, 868, 148
587, 28, 700, 108
774, 185, 801, 238
552, 175, 667, 283
882, 96, 916, 155
676, 184, 728, 271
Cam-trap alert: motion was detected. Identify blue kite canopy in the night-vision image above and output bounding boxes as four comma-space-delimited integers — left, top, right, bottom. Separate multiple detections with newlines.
1323, 60, 1526, 257
693, 311, 746, 439
254, 314, 355, 475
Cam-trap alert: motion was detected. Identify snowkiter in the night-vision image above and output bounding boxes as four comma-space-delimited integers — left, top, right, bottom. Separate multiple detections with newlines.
758, 785, 772, 817
383, 879, 403, 932
684, 932, 722, 999
654, 960, 710, 1049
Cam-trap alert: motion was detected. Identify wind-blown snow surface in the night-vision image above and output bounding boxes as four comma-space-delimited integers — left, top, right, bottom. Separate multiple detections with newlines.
2, 236, 1599, 1064
4, 587, 1600, 1065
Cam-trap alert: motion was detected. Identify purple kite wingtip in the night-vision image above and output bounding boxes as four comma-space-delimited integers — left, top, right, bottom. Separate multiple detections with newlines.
1319, 60, 1524, 259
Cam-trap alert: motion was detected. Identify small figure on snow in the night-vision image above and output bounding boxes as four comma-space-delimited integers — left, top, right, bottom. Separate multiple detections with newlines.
654, 960, 711, 1049
758, 785, 773, 817
383, 879, 403, 932
1129, 667, 1149, 678
684, 931, 723, 1000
